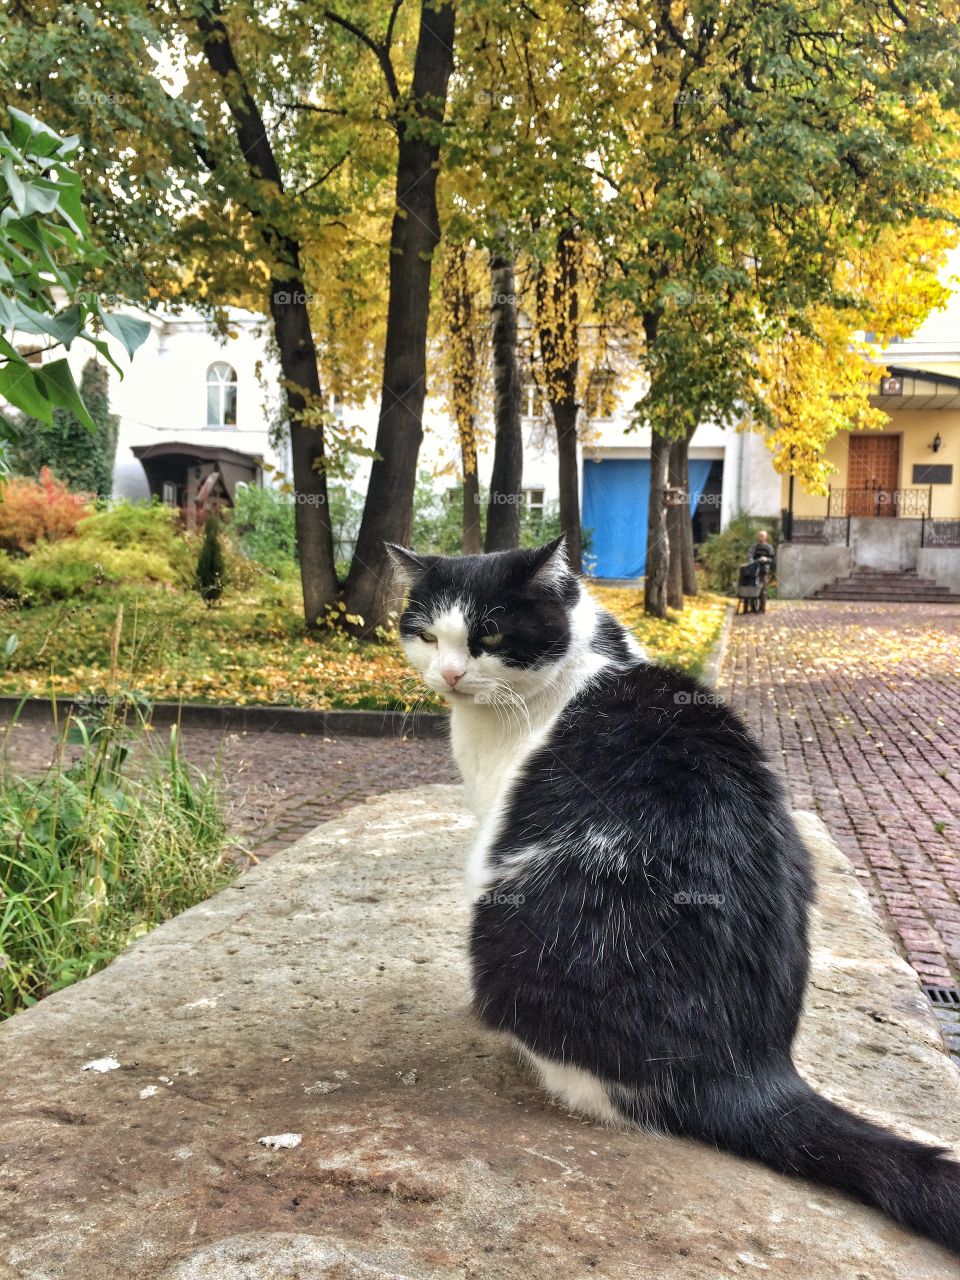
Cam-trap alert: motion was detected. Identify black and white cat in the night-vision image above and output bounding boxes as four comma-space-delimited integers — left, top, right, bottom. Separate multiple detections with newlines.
388, 536, 960, 1257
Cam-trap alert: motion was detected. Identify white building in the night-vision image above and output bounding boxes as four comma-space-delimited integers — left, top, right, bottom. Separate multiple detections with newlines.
12, 305, 781, 575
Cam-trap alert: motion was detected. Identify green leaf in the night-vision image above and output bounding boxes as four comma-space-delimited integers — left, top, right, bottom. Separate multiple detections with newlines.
2, 156, 26, 215
95, 303, 150, 358
52, 171, 88, 237
22, 181, 61, 217
12, 302, 84, 347
0, 359, 52, 422
7, 108, 66, 158
38, 358, 96, 430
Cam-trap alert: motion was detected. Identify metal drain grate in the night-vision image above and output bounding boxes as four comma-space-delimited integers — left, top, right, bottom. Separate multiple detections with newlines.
923, 984, 960, 1009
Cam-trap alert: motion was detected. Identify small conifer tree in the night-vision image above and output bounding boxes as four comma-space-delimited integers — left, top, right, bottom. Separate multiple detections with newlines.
195, 513, 225, 605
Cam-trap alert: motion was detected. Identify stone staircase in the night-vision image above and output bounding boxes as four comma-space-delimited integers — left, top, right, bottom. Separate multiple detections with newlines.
813, 566, 960, 603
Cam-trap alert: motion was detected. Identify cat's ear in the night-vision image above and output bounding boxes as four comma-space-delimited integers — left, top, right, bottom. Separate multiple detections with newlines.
528, 535, 570, 591
385, 544, 430, 590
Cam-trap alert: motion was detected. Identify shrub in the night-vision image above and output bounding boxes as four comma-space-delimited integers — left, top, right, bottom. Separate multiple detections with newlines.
0, 468, 90, 553
411, 473, 465, 555
0, 551, 20, 597
410, 472, 564, 556
520, 499, 562, 548
195, 514, 226, 604
698, 513, 781, 595
74, 501, 184, 557
11, 535, 183, 603
232, 482, 297, 576
0, 697, 232, 1017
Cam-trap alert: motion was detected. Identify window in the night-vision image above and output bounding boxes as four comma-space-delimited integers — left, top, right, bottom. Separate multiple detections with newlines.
524, 487, 545, 518
161, 481, 179, 507
522, 378, 544, 420
206, 362, 238, 427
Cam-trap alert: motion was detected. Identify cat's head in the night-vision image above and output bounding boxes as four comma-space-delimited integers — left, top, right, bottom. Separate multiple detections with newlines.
387, 538, 580, 704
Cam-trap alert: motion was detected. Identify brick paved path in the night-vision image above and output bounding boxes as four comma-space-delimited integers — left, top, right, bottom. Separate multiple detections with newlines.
2, 718, 457, 861
719, 600, 960, 1050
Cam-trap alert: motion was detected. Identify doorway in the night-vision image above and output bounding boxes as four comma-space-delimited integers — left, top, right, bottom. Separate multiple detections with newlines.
847, 436, 901, 516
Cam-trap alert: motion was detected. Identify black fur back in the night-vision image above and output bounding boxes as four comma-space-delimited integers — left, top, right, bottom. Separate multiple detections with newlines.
470, 660, 960, 1257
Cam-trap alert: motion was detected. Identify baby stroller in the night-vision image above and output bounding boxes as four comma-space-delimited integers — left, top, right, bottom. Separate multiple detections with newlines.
736, 557, 771, 614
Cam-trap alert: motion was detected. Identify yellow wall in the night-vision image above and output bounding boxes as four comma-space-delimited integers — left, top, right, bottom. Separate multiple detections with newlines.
781, 411, 960, 518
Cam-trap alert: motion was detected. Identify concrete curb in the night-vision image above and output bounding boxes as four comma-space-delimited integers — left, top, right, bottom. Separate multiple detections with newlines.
701, 602, 735, 689
0, 694, 450, 739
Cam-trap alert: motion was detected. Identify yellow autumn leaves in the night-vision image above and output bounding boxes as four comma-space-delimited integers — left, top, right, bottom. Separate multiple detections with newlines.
1, 582, 727, 710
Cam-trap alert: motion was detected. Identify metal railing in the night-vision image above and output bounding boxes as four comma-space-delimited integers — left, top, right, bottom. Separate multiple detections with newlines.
827, 486, 932, 518
782, 514, 853, 545
921, 518, 960, 548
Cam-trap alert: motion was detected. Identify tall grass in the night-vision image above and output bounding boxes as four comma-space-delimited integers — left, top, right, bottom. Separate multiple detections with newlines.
0, 620, 235, 1017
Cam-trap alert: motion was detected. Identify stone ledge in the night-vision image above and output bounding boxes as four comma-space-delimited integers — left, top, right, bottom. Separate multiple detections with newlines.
1, 786, 958, 1279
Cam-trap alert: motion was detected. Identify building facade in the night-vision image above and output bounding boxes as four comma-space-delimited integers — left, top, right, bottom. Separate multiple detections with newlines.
778, 270, 960, 598
11, 304, 782, 576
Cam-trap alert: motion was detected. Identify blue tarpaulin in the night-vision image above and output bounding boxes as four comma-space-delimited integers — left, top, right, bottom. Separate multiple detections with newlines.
582, 457, 713, 578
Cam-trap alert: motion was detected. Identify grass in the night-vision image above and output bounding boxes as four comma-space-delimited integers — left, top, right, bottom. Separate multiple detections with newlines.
0, 690, 234, 1019
0, 580, 729, 710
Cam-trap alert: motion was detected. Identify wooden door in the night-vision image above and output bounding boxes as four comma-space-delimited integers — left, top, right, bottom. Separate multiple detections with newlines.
847, 436, 901, 516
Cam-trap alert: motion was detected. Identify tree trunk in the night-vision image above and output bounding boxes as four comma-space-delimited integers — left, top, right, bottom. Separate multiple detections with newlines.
645, 428, 671, 618
441, 244, 482, 555
462, 464, 481, 553
271, 281, 339, 624
554, 401, 582, 570
196, 0, 339, 625
677, 430, 698, 596
537, 226, 582, 570
485, 248, 523, 551
666, 441, 684, 612
343, 0, 456, 632
667, 429, 698, 608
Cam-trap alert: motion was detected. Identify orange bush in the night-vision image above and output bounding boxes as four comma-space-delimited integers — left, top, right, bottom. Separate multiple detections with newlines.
0, 468, 91, 553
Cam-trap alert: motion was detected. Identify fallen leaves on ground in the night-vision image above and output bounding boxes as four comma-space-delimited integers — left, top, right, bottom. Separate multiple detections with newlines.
0, 580, 727, 710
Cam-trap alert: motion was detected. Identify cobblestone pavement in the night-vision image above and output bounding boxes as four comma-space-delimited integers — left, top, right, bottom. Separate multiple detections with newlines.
1, 717, 458, 861
719, 599, 960, 1054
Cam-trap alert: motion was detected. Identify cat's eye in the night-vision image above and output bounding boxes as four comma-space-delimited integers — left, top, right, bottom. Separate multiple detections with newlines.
420, 630, 438, 644
481, 632, 503, 649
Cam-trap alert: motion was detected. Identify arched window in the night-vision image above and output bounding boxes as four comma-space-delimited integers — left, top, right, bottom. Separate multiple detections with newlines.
206, 362, 238, 427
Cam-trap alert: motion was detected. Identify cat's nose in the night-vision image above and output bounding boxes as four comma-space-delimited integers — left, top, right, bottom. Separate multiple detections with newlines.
441, 661, 465, 688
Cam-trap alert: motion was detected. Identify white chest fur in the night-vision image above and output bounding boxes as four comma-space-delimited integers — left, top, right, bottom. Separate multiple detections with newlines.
455, 589, 620, 899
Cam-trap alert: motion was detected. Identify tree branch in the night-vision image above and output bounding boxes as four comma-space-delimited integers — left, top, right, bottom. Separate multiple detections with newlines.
324, 8, 400, 102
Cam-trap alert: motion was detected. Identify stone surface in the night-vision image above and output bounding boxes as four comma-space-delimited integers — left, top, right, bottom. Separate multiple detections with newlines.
2, 785, 960, 1279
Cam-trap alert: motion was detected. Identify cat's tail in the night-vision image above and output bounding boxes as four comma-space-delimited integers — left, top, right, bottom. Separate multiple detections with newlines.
670, 1068, 960, 1256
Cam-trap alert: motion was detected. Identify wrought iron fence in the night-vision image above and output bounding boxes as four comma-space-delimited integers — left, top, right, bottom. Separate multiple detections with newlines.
921, 518, 960, 548
827, 487, 932, 518
782, 515, 852, 545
